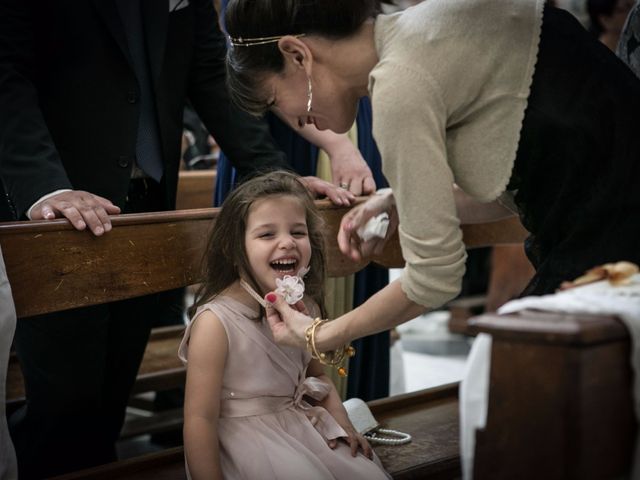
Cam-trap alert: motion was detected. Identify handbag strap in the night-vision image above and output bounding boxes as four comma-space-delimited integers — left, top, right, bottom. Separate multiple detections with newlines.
364, 427, 412, 445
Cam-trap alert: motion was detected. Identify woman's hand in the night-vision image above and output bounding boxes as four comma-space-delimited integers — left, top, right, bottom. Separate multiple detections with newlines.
337, 190, 399, 261
326, 141, 376, 197
329, 423, 373, 460
273, 110, 375, 197
264, 293, 313, 348
299, 176, 355, 206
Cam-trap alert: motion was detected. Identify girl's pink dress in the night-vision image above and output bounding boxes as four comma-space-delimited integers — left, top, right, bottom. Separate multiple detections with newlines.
179, 296, 390, 479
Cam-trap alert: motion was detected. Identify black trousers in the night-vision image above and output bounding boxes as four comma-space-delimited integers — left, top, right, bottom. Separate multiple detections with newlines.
9, 178, 183, 479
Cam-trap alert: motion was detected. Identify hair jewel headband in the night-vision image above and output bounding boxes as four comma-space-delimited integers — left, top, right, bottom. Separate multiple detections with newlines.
229, 33, 305, 47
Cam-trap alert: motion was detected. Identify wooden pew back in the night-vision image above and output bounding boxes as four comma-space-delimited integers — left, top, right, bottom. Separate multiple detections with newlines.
175, 169, 217, 210
470, 311, 636, 480
0, 202, 526, 318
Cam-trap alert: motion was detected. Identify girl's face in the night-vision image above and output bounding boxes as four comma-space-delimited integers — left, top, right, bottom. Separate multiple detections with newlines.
243, 194, 312, 295
265, 65, 359, 134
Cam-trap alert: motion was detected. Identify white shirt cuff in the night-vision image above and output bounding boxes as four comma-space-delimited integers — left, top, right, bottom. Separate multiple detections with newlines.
26, 189, 72, 220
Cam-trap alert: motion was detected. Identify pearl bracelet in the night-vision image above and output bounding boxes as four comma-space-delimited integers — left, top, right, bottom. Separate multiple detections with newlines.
364, 428, 412, 445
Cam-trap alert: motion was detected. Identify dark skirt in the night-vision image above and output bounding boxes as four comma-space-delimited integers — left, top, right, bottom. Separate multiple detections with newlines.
511, 6, 640, 295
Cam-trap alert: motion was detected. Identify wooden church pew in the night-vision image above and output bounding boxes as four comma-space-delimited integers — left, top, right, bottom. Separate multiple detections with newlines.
1, 205, 528, 479
175, 169, 217, 210
470, 310, 635, 479
51, 384, 461, 480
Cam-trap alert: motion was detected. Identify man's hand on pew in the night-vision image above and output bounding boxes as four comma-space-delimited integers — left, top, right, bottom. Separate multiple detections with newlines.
30, 190, 121, 236
299, 176, 356, 206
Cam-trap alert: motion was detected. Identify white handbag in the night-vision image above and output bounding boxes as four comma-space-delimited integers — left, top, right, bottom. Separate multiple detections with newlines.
343, 398, 412, 446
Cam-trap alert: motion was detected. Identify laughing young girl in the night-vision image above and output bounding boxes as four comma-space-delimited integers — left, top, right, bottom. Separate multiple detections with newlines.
179, 171, 390, 480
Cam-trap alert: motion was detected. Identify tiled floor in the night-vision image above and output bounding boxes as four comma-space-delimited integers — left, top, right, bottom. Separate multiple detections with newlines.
387, 268, 471, 394
391, 310, 471, 395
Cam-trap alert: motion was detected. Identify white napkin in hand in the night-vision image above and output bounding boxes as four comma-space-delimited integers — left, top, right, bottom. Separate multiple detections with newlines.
357, 213, 389, 242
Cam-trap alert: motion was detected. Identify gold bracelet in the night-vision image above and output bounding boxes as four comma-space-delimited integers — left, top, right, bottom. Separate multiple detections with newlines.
304, 317, 356, 377
304, 318, 324, 358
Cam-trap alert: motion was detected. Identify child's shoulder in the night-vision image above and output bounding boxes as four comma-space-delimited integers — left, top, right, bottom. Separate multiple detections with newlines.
190, 308, 226, 337
179, 307, 228, 364
193, 287, 259, 321
190, 298, 234, 334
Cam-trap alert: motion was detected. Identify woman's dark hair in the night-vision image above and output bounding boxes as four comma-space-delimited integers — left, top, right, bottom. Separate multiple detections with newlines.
189, 171, 327, 319
587, 0, 618, 36
225, 0, 378, 115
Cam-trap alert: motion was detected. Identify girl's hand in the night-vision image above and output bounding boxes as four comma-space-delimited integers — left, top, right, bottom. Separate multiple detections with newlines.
264, 293, 313, 348
328, 423, 373, 460
337, 191, 399, 262
299, 176, 355, 206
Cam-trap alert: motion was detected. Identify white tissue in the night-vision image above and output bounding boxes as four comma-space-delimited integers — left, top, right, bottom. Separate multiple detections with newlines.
357, 213, 389, 242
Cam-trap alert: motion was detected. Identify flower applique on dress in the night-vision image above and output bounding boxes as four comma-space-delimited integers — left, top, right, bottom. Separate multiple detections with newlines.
274, 266, 309, 305
275, 267, 309, 305
275, 276, 304, 304
240, 266, 311, 307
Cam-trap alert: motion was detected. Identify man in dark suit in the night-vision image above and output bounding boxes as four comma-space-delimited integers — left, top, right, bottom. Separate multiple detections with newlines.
0, 0, 292, 477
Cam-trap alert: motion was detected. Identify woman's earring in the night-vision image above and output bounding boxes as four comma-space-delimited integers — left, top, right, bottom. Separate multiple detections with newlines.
306, 77, 313, 113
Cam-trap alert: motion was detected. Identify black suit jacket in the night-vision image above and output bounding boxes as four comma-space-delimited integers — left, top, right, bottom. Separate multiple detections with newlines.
0, 0, 286, 219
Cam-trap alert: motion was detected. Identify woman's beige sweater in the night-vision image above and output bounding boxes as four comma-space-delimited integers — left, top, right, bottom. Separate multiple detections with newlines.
369, 0, 544, 307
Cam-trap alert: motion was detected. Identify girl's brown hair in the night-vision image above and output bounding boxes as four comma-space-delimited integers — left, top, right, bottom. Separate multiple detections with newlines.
189, 171, 326, 319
